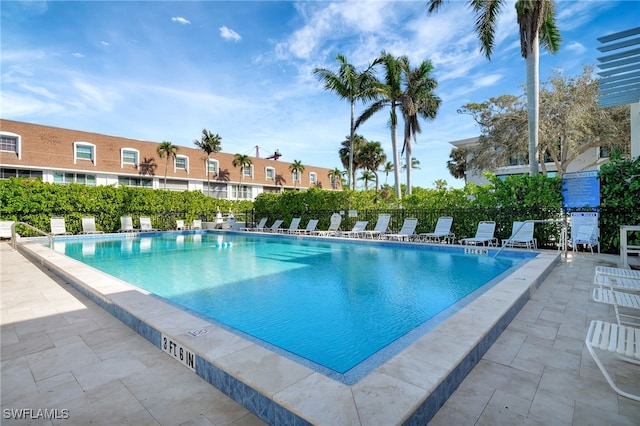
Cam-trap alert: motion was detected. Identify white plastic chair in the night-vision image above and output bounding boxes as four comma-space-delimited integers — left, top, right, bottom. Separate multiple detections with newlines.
419, 216, 454, 243
385, 218, 418, 241
80, 217, 103, 234
279, 218, 301, 234
313, 213, 342, 236
339, 220, 368, 238
361, 214, 391, 239
502, 221, 536, 250
50, 217, 72, 235
571, 224, 599, 253
119, 216, 137, 232
460, 221, 497, 246
140, 217, 157, 232
191, 219, 202, 230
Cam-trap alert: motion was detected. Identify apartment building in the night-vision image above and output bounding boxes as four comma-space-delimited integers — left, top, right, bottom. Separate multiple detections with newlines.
0, 119, 337, 199
450, 136, 611, 185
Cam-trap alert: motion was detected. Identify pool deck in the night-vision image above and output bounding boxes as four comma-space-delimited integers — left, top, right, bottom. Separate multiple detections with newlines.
2, 240, 639, 425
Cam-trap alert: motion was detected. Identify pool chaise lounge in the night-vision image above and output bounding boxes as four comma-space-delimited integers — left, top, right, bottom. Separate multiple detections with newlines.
360, 214, 391, 239
292, 219, 318, 235
595, 266, 640, 280
418, 216, 455, 243
80, 217, 104, 234
312, 213, 342, 236
277, 217, 301, 234
501, 221, 537, 250
460, 221, 498, 246
338, 220, 368, 238
384, 218, 418, 241
50, 217, 72, 236
585, 320, 640, 402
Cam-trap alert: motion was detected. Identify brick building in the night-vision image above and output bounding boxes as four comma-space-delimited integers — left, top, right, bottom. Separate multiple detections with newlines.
0, 119, 338, 199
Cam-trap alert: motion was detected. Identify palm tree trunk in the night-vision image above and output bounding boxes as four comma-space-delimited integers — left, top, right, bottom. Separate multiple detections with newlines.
405, 140, 412, 196
164, 158, 169, 189
390, 106, 402, 199
349, 101, 355, 190
526, 38, 540, 175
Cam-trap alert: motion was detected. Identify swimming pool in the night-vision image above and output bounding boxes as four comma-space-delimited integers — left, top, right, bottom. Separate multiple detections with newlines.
57, 232, 531, 377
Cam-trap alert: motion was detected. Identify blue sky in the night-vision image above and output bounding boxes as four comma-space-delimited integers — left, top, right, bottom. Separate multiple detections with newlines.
2, 1, 639, 189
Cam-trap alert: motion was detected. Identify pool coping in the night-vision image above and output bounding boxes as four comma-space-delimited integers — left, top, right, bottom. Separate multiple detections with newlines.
16, 234, 560, 425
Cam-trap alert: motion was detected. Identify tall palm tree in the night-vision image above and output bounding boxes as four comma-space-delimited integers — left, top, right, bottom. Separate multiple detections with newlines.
338, 134, 367, 186
194, 129, 222, 196
401, 157, 421, 171
358, 141, 386, 192
314, 55, 379, 190
358, 170, 376, 191
427, 0, 560, 175
400, 59, 441, 195
382, 161, 394, 186
355, 51, 405, 199
157, 141, 178, 189
232, 153, 252, 198
289, 160, 305, 188
447, 148, 467, 181
328, 167, 344, 190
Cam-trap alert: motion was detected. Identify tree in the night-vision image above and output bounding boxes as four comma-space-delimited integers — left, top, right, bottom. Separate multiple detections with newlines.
400, 58, 441, 195
459, 67, 631, 177
289, 160, 305, 188
401, 157, 421, 171
427, 0, 561, 175
328, 168, 344, 190
338, 134, 367, 185
313, 55, 379, 190
194, 129, 222, 196
358, 141, 387, 192
356, 52, 406, 198
232, 154, 252, 197
157, 141, 179, 189
447, 148, 467, 181
358, 170, 375, 191
382, 161, 394, 186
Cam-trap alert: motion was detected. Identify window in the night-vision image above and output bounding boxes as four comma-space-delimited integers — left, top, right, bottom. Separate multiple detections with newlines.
175, 155, 189, 172
243, 165, 253, 178
0, 168, 42, 179
265, 167, 275, 180
232, 185, 251, 199
54, 172, 96, 186
292, 171, 301, 183
118, 176, 152, 188
121, 148, 139, 167
205, 182, 227, 198
599, 146, 611, 159
309, 172, 317, 185
74, 142, 96, 164
0, 132, 20, 159
207, 159, 219, 175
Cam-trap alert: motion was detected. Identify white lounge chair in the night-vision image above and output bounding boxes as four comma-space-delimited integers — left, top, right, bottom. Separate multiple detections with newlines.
460, 221, 497, 246
191, 219, 202, 230
313, 213, 342, 236
592, 287, 640, 326
293, 219, 319, 235
419, 216, 455, 243
265, 219, 284, 233
176, 219, 186, 230
501, 221, 536, 250
80, 217, 103, 234
140, 217, 158, 232
385, 218, 418, 241
594, 274, 640, 293
279, 217, 301, 234
339, 220, 368, 238
595, 266, 640, 280
50, 217, 72, 235
585, 320, 640, 401
1, 220, 15, 239
246, 217, 268, 232
119, 216, 138, 232
360, 214, 391, 239
571, 224, 599, 253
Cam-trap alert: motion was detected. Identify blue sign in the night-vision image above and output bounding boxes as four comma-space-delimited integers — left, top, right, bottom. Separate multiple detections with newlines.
562, 170, 600, 209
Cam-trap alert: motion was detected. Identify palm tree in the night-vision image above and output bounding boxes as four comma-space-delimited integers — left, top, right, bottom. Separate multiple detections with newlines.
355, 51, 405, 199
194, 129, 222, 196
314, 55, 379, 190
401, 157, 421, 171
157, 141, 178, 189
328, 167, 344, 189
447, 148, 467, 181
338, 134, 367, 186
232, 153, 252, 198
427, 0, 560, 175
400, 59, 441, 195
358, 141, 386, 192
358, 170, 376, 191
382, 161, 394, 186
289, 160, 305, 188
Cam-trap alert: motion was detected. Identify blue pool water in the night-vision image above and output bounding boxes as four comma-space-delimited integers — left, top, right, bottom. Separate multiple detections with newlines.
59, 232, 530, 375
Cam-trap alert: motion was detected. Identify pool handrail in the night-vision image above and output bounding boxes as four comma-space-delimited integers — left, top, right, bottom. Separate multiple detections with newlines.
10, 221, 55, 251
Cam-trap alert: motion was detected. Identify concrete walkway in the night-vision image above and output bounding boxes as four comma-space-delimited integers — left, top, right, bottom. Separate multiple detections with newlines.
1, 242, 639, 425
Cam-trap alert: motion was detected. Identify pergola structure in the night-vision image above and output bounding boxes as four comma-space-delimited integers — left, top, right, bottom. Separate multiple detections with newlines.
597, 26, 640, 158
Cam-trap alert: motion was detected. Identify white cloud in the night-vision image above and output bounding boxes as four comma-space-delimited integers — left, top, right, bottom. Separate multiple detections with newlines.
72, 52, 85, 58
565, 41, 586, 55
171, 16, 191, 25
101, 41, 110, 46
219, 26, 241, 42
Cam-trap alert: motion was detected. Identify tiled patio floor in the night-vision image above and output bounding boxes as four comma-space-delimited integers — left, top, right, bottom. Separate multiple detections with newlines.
1, 241, 639, 425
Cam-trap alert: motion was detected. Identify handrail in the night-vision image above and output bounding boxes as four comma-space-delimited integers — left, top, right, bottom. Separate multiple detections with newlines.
493, 219, 568, 259
10, 222, 55, 251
